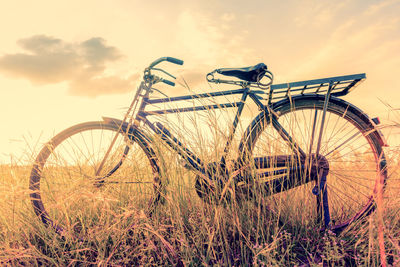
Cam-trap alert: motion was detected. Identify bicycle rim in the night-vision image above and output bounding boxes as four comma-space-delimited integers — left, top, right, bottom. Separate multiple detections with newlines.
29, 121, 160, 236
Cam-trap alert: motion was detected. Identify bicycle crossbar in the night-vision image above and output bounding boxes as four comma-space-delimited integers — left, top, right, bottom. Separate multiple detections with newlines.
140, 102, 243, 116
144, 88, 246, 104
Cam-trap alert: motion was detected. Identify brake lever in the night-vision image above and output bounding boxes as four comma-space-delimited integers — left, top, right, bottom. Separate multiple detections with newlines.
152, 68, 176, 79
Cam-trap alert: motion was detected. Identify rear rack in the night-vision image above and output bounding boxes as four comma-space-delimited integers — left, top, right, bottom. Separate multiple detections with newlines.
265, 73, 366, 102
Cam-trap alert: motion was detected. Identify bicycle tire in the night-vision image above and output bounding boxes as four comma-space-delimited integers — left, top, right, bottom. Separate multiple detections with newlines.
29, 121, 162, 236
240, 95, 387, 233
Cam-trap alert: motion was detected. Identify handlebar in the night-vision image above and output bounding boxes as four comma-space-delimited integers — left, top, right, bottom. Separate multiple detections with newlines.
145, 57, 183, 87
148, 57, 184, 69
166, 57, 184, 65
161, 78, 175, 86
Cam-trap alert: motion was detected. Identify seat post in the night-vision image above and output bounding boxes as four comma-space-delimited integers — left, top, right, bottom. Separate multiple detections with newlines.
220, 87, 250, 168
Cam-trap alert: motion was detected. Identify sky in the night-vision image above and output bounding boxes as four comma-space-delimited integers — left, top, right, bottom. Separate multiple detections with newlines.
1, 0, 400, 163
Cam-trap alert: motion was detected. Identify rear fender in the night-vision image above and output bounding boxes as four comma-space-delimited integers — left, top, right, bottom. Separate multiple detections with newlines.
238, 95, 388, 161
368, 117, 388, 147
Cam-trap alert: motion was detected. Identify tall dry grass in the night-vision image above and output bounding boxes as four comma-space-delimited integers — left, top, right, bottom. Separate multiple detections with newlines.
0, 98, 399, 266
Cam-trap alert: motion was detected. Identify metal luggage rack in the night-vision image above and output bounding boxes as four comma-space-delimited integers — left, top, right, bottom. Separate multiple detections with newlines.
261, 73, 366, 103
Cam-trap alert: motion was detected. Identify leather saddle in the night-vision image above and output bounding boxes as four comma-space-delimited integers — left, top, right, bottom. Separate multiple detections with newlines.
215, 63, 267, 82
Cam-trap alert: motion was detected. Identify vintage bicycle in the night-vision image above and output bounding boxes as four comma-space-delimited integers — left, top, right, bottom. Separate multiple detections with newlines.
29, 57, 388, 236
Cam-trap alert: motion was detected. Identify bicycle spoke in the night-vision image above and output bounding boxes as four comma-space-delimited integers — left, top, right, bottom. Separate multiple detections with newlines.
330, 170, 378, 179
327, 187, 358, 214
331, 174, 371, 196
325, 131, 363, 157
326, 183, 364, 207
322, 125, 361, 155
327, 142, 371, 162
272, 116, 306, 158
308, 109, 318, 155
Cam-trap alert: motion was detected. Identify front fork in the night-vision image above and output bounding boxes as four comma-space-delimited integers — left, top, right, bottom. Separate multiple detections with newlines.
93, 82, 151, 187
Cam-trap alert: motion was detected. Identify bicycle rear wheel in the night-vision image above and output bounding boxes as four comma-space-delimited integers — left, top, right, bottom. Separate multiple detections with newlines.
243, 95, 387, 232
29, 121, 161, 236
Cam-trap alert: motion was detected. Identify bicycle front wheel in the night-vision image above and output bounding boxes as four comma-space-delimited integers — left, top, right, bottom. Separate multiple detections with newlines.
244, 95, 387, 232
29, 121, 161, 236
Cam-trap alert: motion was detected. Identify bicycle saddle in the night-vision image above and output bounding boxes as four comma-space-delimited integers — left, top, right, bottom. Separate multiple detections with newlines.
215, 63, 267, 82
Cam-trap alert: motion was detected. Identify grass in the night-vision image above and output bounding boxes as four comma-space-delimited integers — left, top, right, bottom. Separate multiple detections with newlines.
1, 100, 399, 266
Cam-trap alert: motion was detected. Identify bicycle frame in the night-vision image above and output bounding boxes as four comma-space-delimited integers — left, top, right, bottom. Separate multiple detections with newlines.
100, 71, 368, 228
131, 83, 305, 176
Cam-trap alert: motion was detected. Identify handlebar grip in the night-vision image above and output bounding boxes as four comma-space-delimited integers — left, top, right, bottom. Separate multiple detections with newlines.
162, 79, 175, 86
166, 57, 184, 65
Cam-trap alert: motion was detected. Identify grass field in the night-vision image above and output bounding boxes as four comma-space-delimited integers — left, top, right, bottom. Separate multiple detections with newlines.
0, 108, 399, 266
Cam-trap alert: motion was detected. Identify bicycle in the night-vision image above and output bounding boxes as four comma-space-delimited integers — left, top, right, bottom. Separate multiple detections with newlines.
29, 56, 388, 237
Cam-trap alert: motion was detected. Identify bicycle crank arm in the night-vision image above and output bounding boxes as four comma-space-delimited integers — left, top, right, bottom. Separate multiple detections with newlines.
252, 166, 317, 195
253, 155, 303, 169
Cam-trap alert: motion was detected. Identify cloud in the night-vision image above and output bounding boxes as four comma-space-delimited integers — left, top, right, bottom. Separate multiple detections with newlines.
289, 12, 400, 78
0, 35, 134, 97
69, 73, 140, 97
176, 10, 254, 66
364, 0, 400, 15
293, 0, 351, 28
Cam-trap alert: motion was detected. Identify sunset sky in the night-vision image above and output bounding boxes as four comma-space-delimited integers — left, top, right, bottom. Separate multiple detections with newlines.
1, 0, 399, 163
